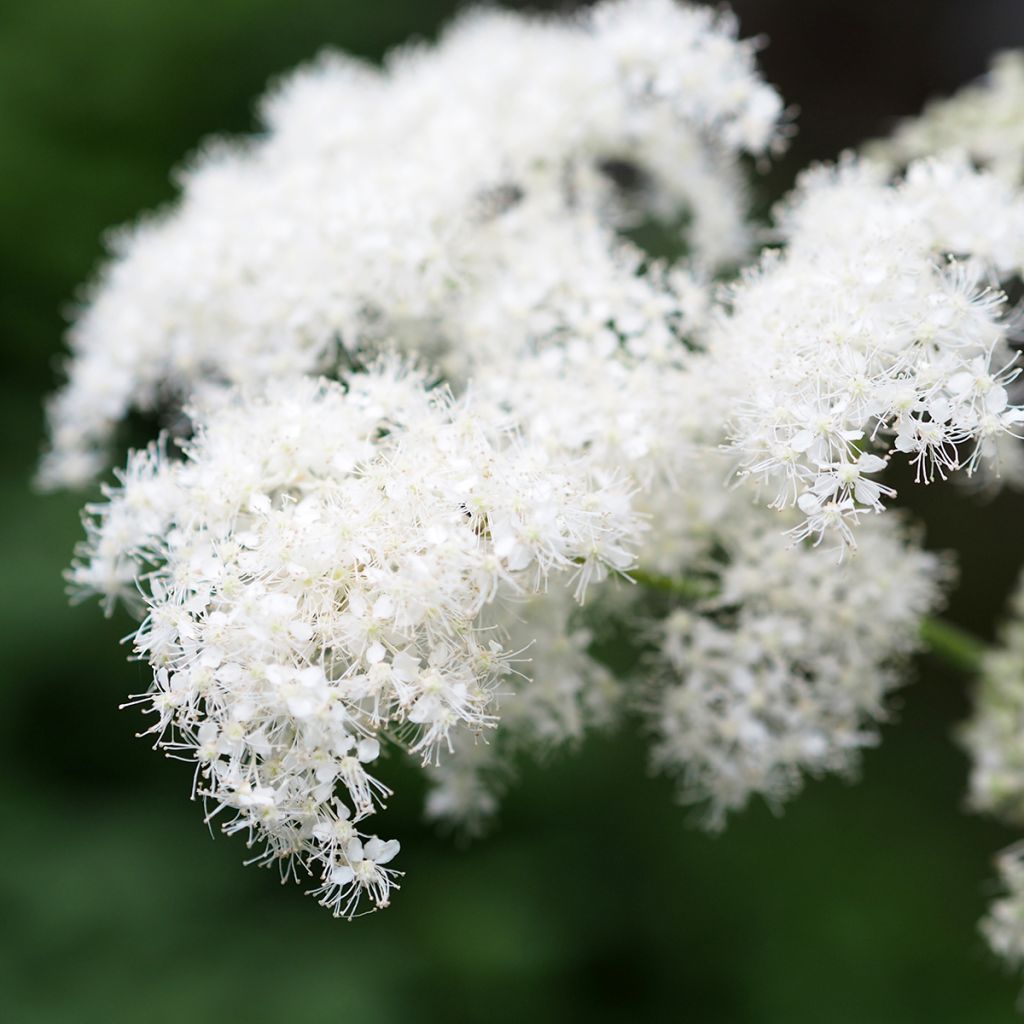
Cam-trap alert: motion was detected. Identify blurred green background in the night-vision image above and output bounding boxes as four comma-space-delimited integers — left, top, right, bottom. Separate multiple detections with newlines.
4, 1, 1024, 1021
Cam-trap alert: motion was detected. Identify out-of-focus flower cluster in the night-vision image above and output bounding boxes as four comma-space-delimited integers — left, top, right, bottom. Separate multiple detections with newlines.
882, 53, 1024, 985
647, 495, 941, 827
964, 579, 1024, 824
44, 1, 1024, 930
869, 51, 1024, 184
963, 576, 1024, 969
986, 844, 1024, 976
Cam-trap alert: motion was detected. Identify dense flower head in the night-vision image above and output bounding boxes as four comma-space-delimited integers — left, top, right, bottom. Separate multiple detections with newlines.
48, 0, 793, 916
644, 489, 943, 826
43, 0, 1015, 932
72, 365, 641, 915
39, 0, 784, 491
707, 154, 1024, 546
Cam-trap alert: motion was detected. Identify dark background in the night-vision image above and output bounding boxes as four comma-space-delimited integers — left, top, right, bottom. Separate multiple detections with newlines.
4, 1, 1024, 1021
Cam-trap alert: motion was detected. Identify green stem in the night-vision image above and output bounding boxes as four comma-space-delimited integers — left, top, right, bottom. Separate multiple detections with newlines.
628, 568, 717, 603
918, 616, 987, 676
630, 568, 988, 676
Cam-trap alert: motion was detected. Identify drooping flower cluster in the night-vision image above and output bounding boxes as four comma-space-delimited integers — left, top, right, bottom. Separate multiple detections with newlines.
52, 0, 787, 914
72, 365, 641, 915
43, 0, 1021, 943
707, 154, 1024, 545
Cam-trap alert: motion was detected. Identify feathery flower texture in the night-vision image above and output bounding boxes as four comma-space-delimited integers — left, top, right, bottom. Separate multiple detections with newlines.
869, 50, 1024, 185
40, 0, 781, 490
40, 0, 1024, 966
875, 53, 1024, 985
74, 367, 639, 914
711, 156, 1024, 542
963, 575, 1024, 970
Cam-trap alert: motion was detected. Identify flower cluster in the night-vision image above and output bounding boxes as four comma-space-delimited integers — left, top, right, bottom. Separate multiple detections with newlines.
43, 0, 1016, 935
39, 0, 783, 491
860, 50, 1024, 991
646, 496, 942, 827
868, 51, 1024, 184
72, 366, 640, 915
985, 843, 1024, 976
708, 154, 1024, 545
963, 576, 1024, 824
961, 573, 1024, 970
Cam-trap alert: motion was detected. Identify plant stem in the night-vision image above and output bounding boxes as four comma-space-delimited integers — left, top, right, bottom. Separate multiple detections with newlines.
630, 567, 988, 676
628, 568, 717, 603
918, 616, 987, 676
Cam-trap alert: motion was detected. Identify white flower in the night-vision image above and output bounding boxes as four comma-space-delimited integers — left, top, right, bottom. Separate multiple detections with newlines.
643, 485, 943, 827
74, 366, 641, 914
43, 0, 988, 931
868, 51, 1024, 185
313, 836, 402, 919
38, 0, 782, 491
707, 154, 1024, 544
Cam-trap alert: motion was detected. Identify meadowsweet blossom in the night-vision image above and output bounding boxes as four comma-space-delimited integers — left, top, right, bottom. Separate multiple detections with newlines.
868, 51, 1024, 184
38, 0, 783, 491
985, 844, 1024, 977
642, 488, 943, 826
71, 366, 641, 915
47, 0, 789, 916
42, 0, 1001, 937
707, 154, 1024, 546
963, 577, 1024, 823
